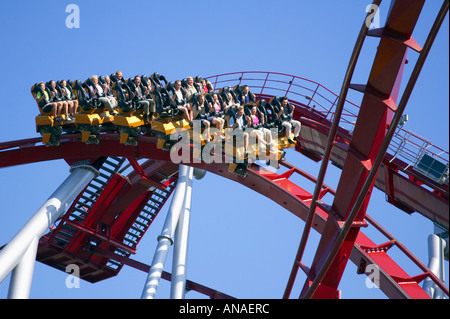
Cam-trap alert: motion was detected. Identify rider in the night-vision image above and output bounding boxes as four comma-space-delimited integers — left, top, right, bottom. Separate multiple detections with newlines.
35, 82, 59, 119
170, 80, 192, 123
277, 97, 301, 144
89, 75, 117, 115
130, 75, 155, 124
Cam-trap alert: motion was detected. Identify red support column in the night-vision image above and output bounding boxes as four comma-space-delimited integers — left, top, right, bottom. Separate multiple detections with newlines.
300, 0, 426, 299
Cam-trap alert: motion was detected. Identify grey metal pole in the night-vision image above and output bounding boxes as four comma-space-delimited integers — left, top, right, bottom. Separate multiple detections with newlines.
423, 233, 446, 299
0, 164, 99, 285
7, 237, 39, 299
141, 165, 192, 299
170, 166, 194, 299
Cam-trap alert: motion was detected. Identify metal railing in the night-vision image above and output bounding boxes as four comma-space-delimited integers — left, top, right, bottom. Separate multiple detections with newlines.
389, 127, 449, 184
207, 71, 360, 127
206, 71, 449, 185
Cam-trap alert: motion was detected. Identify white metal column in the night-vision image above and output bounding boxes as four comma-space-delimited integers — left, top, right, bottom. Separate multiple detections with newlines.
423, 233, 447, 299
170, 166, 194, 299
141, 165, 193, 299
0, 164, 99, 293
7, 237, 39, 299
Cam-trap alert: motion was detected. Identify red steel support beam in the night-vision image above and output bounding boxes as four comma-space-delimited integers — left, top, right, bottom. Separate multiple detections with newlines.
301, 0, 448, 299
283, 0, 382, 299
300, 0, 428, 299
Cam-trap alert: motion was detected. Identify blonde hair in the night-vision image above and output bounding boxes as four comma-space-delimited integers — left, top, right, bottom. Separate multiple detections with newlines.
196, 93, 206, 101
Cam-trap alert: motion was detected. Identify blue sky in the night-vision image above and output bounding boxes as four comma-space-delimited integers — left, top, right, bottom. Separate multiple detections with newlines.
0, 1, 448, 299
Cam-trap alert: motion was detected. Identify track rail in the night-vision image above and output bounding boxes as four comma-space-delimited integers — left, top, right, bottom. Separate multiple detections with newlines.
2, 7, 449, 293
0, 131, 447, 298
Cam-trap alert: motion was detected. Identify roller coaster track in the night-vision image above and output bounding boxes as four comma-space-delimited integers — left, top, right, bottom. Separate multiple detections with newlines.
0, 0, 448, 299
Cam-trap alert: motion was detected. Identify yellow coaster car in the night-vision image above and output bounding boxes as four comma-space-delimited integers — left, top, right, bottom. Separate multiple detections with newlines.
31, 83, 70, 146
224, 133, 288, 177
72, 80, 114, 144
112, 80, 149, 146
152, 116, 191, 150
149, 78, 191, 150
221, 94, 295, 177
